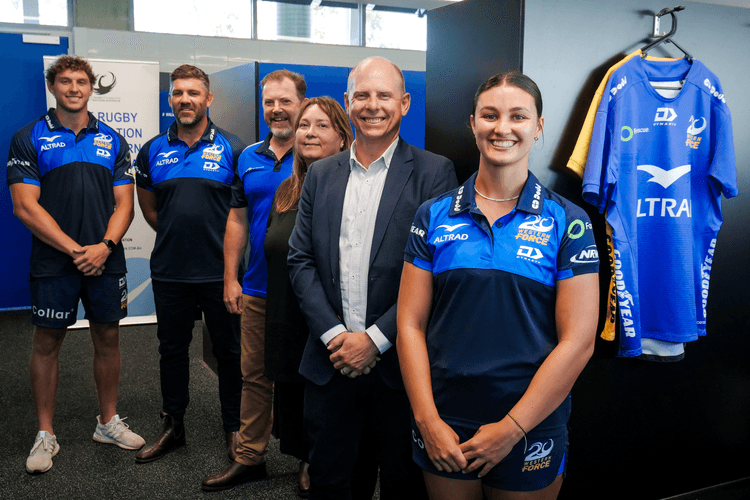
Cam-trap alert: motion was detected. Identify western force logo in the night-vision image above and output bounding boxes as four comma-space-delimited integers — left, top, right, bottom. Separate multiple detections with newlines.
654, 107, 677, 125
516, 215, 553, 246
202, 143, 224, 162
93, 72, 117, 95
686, 116, 706, 150
571, 245, 599, 264
637, 164, 690, 189
156, 150, 180, 166
93, 133, 113, 149
522, 440, 554, 472
703, 78, 727, 104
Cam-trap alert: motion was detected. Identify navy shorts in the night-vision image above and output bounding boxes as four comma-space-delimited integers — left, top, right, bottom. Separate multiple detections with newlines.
30, 274, 128, 328
411, 416, 567, 492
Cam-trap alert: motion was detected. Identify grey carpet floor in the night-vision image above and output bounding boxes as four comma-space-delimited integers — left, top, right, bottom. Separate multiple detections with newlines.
0, 310, 308, 500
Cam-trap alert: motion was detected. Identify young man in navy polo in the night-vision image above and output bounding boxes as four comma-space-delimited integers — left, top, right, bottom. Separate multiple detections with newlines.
7, 55, 145, 474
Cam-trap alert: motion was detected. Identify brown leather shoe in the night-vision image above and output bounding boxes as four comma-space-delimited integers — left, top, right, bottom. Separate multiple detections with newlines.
201, 461, 267, 491
134, 412, 185, 463
226, 431, 239, 462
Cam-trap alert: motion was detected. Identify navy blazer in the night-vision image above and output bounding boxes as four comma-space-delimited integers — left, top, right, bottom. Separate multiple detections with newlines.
288, 138, 457, 390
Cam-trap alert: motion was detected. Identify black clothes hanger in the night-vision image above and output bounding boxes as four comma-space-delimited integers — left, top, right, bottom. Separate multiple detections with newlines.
641, 6, 693, 61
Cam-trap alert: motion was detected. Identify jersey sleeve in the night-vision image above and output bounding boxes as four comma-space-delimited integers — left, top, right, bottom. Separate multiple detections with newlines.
404, 199, 435, 272
582, 74, 618, 213
113, 134, 134, 186
708, 106, 738, 200
230, 151, 250, 209
557, 205, 599, 279
134, 140, 153, 191
6, 127, 40, 186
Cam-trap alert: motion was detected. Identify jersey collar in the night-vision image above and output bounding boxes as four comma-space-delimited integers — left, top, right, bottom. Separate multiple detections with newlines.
44, 109, 99, 134
167, 118, 217, 145
255, 131, 294, 170
449, 170, 545, 217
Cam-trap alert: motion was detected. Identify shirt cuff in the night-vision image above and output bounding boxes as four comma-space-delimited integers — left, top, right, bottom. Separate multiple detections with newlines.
365, 324, 392, 354
320, 324, 347, 346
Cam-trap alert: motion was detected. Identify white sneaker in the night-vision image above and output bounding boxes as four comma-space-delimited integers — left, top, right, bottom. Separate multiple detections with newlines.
26, 431, 60, 474
93, 414, 146, 450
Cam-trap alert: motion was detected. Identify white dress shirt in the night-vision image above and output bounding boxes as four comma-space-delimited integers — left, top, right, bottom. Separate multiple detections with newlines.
318, 138, 399, 354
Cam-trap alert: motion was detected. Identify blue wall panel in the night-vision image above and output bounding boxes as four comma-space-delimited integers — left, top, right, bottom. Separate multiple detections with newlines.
0, 34, 68, 310
258, 62, 425, 148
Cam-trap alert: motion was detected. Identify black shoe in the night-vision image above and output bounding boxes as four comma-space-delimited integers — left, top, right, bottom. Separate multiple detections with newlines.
201, 461, 267, 492
134, 412, 185, 463
226, 431, 239, 462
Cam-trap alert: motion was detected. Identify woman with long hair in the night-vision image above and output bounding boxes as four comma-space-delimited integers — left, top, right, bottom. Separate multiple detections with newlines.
263, 96, 353, 498
397, 72, 599, 500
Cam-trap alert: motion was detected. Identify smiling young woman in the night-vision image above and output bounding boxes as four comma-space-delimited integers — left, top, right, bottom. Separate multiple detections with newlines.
397, 72, 601, 500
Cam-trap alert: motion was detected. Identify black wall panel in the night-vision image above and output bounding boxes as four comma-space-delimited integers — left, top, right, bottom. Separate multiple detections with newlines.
426, 1, 750, 498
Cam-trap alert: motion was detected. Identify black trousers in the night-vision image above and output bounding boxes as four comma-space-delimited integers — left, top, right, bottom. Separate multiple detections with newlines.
152, 279, 242, 431
304, 371, 428, 500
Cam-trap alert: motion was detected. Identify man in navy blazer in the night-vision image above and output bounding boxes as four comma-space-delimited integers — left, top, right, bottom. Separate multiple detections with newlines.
288, 57, 457, 499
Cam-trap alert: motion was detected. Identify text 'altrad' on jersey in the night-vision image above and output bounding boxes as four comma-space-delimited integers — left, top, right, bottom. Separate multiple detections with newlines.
404, 171, 599, 430
6, 110, 133, 278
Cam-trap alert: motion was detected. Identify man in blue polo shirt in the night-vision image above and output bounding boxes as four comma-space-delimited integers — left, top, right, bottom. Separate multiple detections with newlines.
7, 55, 145, 474
134, 65, 245, 464
202, 69, 305, 491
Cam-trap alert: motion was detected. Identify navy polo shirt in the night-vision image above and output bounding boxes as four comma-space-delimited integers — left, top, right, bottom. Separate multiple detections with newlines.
135, 119, 245, 282
7, 110, 133, 278
230, 133, 293, 298
404, 171, 599, 430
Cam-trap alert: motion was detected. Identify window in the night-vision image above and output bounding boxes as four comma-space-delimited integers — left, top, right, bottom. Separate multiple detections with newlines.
366, 7, 426, 51
257, 0, 359, 46
1, 0, 68, 26
133, 0, 253, 38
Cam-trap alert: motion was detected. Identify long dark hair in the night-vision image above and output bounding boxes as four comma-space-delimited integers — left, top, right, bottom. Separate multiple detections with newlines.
275, 97, 354, 213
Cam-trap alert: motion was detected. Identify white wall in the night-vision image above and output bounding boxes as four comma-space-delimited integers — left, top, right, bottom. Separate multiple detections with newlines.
72, 27, 426, 73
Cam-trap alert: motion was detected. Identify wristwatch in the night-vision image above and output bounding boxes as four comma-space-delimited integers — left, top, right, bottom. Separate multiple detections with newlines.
102, 239, 117, 252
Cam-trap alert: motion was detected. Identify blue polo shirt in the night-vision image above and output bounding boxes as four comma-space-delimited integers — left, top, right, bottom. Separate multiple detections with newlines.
231, 133, 293, 298
135, 119, 245, 282
404, 171, 599, 430
7, 110, 132, 278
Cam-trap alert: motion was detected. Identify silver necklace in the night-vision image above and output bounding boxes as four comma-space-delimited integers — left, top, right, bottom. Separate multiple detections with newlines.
475, 186, 520, 202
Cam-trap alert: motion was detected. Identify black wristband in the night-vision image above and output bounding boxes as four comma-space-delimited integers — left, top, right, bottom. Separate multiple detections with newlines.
102, 239, 117, 252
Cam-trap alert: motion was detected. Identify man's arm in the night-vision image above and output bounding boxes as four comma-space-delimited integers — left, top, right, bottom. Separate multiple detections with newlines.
223, 206, 248, 314
10, 182, 84, 258
136, 187, 159, 231
73, 183, 135, 275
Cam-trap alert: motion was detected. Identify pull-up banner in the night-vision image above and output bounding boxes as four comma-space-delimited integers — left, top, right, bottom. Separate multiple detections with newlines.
44, 57, 159, 327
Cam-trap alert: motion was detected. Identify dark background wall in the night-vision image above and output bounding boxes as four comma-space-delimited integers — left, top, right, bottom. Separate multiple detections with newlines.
427, 1, 750, 498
